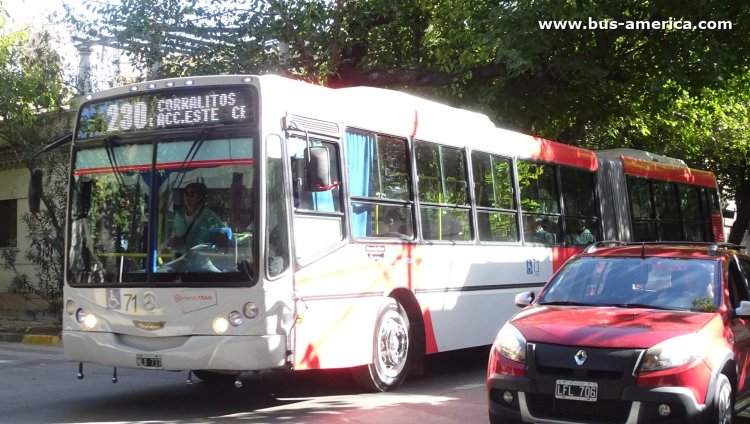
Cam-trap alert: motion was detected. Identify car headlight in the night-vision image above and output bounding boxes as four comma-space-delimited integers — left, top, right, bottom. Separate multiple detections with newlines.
493, 323, 527, 364
639, 333, 709, 372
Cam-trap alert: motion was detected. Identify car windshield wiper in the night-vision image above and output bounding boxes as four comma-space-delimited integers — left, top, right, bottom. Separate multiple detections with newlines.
538, 300, 592, 306
610, 303, 673, 310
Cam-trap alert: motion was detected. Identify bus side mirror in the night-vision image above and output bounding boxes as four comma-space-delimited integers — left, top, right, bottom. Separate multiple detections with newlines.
28, 168, 43, 214
306, 146, 332, 191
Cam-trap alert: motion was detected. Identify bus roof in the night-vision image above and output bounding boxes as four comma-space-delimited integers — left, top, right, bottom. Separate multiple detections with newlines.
619, 156, 717, 187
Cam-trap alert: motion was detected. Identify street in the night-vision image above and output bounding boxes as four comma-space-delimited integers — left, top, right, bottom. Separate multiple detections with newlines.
3, 341, 750, 424
0, 342, 488, 424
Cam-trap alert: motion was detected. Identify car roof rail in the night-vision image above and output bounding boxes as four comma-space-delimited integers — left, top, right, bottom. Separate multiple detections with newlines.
582, 240, 746, 255
583, 240, 627, 253
708, 242, 746, 255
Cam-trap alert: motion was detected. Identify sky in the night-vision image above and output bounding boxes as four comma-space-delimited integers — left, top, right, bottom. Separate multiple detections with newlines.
3, 0, 136, 89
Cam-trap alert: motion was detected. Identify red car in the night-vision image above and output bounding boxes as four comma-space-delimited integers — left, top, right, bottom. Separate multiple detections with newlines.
487, 242, 750, 424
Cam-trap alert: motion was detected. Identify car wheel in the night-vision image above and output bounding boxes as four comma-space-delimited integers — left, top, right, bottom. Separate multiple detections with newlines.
708, 373, 733, 424
352, 298, 411, 392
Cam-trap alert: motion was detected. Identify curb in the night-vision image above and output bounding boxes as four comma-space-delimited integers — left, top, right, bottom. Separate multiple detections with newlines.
21, 334, 61, 346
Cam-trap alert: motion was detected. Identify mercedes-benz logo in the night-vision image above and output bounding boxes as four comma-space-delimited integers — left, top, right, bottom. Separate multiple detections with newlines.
143, 293, 157, 311
574, 349, 587, 366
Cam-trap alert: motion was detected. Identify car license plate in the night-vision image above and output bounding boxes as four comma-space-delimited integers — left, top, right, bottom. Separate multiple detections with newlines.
555, 380, 598, 402
136, 354, 162, 369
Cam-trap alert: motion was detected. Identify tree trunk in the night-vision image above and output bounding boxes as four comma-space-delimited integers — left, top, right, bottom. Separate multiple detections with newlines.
728, 179, 750, 245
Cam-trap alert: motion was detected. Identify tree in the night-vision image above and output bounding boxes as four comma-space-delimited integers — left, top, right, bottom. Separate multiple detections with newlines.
0, 15, 74, 318
68, 0, 750, 241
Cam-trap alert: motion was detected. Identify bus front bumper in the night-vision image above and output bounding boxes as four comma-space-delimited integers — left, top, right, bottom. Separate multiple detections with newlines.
63, 330, 288, 371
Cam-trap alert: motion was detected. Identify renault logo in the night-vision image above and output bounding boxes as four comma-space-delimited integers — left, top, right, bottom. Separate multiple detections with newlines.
143, 293, 157, 311
574, 349, 587, 366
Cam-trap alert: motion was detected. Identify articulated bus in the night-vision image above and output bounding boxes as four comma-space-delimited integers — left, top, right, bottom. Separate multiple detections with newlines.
35, 74, 723, 391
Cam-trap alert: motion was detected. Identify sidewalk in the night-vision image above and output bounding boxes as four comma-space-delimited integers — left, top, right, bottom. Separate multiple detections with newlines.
0, 309, 62, 345
0, 293, 61, 345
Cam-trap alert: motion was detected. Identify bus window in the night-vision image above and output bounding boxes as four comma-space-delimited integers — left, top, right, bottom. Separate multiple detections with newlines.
289, 136, 344, 259
653, 181, 682, 240
471, 150, 518, 242
415, 141, 471, 242
627, 176, 657, 242
69, 144, 151, 283
679, 185, 706, 241
560, 167, 598, 245
346, 130, 413, 239
266, 136, 289, 277
518, 160, 560, 244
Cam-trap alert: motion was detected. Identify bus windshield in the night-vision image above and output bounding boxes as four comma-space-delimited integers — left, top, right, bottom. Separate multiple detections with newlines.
68, 135, 256, 285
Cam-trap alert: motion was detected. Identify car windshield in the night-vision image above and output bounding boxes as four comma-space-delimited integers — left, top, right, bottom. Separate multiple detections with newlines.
537, 256, 721, 312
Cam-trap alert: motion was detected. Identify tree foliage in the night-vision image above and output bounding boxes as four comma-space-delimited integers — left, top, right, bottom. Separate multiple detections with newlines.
0, 14, 73, 318
67, 0, 750, 242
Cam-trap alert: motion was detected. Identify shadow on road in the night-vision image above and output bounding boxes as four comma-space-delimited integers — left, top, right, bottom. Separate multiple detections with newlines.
53, 346, 490, 423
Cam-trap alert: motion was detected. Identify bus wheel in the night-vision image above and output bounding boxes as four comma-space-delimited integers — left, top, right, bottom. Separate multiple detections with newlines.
353, 298, 411, 392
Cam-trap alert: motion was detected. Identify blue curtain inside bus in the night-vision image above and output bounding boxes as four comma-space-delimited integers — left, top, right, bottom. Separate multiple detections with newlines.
346, 131, 374, 237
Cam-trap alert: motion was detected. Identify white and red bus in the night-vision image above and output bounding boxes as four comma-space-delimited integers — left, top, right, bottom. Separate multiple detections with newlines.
32, 75, 723, 391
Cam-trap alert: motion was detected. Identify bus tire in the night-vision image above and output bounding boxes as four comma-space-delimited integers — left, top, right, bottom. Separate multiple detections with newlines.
352, 298, 411, 392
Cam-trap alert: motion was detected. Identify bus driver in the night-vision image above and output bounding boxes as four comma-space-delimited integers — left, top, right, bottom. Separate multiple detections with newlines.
167, 182, 223, 257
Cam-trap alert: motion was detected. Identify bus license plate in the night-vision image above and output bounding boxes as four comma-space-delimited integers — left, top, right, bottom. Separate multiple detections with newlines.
136, 354, 162, 369
555, 380, 598, 402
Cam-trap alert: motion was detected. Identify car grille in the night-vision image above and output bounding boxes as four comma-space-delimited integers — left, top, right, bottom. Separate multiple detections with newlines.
527, 393, 631, 423
525, 343, 645, 423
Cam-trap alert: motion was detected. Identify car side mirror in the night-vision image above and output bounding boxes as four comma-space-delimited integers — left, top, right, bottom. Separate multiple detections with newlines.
736, 300, 750, 317
514, 291, 535, 308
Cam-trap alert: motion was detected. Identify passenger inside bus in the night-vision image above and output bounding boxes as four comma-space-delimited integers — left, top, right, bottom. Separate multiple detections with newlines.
167, 182, 224, 257
529, 217, 556, 244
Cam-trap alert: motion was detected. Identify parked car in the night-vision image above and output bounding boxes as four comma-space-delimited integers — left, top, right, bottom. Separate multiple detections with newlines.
487, 242, 750, 424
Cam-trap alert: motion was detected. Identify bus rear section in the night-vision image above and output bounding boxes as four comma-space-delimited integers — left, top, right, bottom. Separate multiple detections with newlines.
596, 148, 724, 243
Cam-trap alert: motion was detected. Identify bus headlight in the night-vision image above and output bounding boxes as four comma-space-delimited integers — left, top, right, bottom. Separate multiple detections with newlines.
76, 308, 98, 329
75, 308, 86, 323
228, 311, 243, 326
243, 302, 259, 319
83, 313, 98, 329
66, 300, 77, 315
212, 317, 230, 334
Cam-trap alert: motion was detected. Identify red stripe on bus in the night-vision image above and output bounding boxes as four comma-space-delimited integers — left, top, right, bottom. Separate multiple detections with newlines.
422, 308, 439, 354
412, 110, 419, 138
711, 212, 725, 242
552, 247, 582, 272
531, 137, 598, 171
157, 159, 255, 169
74, 158, 255, 176
621, 156, 717, 187
74, 164, 151, 176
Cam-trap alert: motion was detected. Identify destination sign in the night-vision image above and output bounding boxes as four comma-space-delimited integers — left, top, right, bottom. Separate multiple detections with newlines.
76, 86, 257, 139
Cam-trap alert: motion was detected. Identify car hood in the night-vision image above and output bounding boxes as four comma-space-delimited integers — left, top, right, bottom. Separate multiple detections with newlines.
510, 305, 718, 348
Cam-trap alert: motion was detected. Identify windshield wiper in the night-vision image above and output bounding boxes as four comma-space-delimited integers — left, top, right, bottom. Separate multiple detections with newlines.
610, 303, 672, 310
538, 301, 592, 306
103, 136, 126, 187
169, 127, 214, 193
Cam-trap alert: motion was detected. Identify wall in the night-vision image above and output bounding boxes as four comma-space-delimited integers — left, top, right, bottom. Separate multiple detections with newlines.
0, 165, 33, 293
